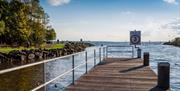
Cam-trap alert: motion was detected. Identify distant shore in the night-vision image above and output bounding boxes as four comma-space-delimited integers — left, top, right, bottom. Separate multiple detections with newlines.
163, 37, 180, 47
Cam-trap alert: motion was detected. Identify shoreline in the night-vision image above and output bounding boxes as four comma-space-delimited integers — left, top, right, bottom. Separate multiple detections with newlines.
163, 37, 180, 47
0, 42, 94, 64
163, 42, 180, 47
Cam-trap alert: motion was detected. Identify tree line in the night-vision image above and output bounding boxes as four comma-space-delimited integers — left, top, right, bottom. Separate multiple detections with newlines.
0, 0, 56, 47
164, 37, 180, 47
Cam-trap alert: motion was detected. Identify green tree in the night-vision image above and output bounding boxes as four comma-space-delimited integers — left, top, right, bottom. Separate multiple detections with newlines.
0, 21, 5, 44
46, 28, 56, 41
30, 22, 45, 47
0, 0, 56, 46
0, 20, 5, 35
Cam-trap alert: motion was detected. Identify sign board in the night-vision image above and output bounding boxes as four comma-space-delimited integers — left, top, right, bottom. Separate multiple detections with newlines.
130, 30, 141, 45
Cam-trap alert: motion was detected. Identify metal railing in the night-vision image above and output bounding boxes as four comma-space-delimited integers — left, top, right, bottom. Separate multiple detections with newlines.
106, 45, 134, 58
0, 46, 107, 91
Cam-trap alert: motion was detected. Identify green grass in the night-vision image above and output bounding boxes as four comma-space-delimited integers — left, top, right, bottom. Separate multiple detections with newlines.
0, 47, 35, 54
0, 44, 65, 54
46, 44, 65, 49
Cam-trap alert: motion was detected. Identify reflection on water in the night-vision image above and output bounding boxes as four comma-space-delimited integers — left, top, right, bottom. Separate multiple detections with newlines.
0, 47, 99, 91
46, 47, 99, 91
0, 64, 45, 91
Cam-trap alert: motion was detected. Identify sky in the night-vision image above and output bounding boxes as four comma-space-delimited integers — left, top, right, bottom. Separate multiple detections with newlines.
40, 0, 180, 42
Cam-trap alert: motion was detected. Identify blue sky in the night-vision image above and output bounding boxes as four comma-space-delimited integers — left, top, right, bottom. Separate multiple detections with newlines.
40, 0, 180, 41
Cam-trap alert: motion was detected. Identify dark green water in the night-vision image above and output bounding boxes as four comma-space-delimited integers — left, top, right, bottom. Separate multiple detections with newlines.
0, 64, 45, 91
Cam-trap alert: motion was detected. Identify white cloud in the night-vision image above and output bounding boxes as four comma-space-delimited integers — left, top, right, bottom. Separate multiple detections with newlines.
48, 0, 71, 6
162, 19, 180, 34
163, 0, 178, 5
58, 17, 179, 41
125, 17, 180, 41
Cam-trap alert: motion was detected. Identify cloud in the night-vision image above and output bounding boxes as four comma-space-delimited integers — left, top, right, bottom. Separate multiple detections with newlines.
48, 0, 71, 6
163, 0, 178, 5
162, 19, 180, 34
142, 30, 152, 37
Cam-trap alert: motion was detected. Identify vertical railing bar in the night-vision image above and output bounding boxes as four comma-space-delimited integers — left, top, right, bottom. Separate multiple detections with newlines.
106, 46, 108, 58
99, 47, 101, 63
94, 49, 96, 67
103, 47, 104, 60
105, 47, 106, 58
103, 47, 105, 60
72, 55, 75, 85
132, 46, 134, 58
43, 61, 46, 91
85, 51, 87, 74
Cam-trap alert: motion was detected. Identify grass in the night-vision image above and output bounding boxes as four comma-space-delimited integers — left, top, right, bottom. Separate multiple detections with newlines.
0, 44, 65, 54
46, 44, 65, 49
0, 47, 35, 54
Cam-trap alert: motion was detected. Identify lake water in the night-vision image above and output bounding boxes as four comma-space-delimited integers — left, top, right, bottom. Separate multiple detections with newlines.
0, 42, 180, 91
92, 42, 180, 91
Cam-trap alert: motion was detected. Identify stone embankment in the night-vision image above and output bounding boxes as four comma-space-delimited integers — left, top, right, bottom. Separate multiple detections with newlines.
0, 42, 94, 64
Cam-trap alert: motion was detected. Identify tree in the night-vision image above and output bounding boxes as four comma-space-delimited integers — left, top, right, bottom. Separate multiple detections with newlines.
0, 0, 9, 44
0, 0, 56, 46
29, 21, 45, 47
46, 28, 56, 41
0, 21, 5, 44
0, 20, 5, 35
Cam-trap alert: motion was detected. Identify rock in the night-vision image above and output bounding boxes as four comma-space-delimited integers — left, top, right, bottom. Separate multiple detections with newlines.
8, 50, 21, 61
43, 51, 48, 59
21, 55, 26, 61
35, 52, 43, 59
28, 53, 35, 60
0, 42, 93, 64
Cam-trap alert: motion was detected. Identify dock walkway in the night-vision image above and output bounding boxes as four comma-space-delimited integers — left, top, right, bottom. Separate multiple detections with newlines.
66, 58, 169, 91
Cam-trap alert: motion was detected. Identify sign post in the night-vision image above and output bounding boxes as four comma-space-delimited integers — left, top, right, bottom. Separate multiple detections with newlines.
130, 30, 141, 45
130, 30, 141, 58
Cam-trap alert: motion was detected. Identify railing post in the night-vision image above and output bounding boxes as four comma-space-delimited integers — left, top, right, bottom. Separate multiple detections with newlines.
158, 62, 170, 90
43, 62, 46, 91
132, 46, 134, 58
85, 51, 87, 74
102, 47, 104, 60
94, 49, 96, 67
72, 55, 75, 85
99, 47, 101, 62
143, 52, 149, 66
106, 46, 108, 58
103, 47, 105, 60
137, 48, 141, 58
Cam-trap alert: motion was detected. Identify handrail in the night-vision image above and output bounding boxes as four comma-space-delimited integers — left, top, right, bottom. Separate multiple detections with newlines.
31, 46, 107, 91
0, 46, 107, 91
0, 51, 85, 74
31, 57, 94, 91
107, 45, 133, 47
106, 45, 134, 58
107, 51, 133, 53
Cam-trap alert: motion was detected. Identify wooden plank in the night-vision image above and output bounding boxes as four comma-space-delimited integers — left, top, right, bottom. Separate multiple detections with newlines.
65, 58, 170, 91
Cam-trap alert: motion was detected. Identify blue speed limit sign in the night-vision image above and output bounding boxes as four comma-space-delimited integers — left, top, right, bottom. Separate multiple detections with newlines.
130, 30, 141, 45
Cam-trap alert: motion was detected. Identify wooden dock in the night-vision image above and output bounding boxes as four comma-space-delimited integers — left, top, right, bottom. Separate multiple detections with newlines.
65, 58, 170, 91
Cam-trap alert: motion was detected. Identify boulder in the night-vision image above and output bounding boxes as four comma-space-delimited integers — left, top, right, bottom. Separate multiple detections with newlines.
28, 53, 35, 60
